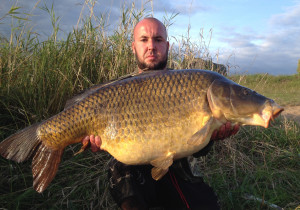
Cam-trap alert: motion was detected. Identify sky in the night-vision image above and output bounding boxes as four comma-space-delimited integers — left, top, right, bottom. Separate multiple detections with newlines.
1, 0, 300, 75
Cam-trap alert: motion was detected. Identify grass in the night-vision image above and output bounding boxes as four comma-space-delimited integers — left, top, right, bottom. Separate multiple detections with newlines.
0, 149, 115, 209
230, 74, 300, 106
200, 118, 300, 209
0, 1, 299, 209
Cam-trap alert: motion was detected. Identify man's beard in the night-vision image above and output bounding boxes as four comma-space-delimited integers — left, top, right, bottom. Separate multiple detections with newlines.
135, 50, 168, 71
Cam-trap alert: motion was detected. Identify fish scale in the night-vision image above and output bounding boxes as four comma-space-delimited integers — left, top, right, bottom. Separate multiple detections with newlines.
96, 71, 218, 164
0, 69, 283, 192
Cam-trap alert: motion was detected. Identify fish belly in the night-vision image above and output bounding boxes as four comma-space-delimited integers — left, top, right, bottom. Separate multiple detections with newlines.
101, 112, 214, 165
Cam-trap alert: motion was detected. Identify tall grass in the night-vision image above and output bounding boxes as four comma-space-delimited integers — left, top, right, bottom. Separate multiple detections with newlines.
0, 1, 299, 209
1, 4, 135, 126
230, 74, 300, 106
194, 117, 300, 209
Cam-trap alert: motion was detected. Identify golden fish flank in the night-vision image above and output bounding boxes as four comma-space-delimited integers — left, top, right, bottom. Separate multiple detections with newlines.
0, 69, 283, 193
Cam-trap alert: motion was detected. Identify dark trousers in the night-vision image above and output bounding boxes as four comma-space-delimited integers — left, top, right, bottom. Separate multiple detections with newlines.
108, 158, 220, 210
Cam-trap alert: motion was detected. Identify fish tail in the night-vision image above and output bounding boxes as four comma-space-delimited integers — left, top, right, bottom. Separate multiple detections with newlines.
0, 123, 63, 193
0, 124, 41, 162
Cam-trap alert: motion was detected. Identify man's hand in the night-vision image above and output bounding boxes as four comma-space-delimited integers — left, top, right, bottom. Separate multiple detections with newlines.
82, 122, 239, 154
192, 122, 239, 157
81, 135, 102, 153
211, 122, 239, 141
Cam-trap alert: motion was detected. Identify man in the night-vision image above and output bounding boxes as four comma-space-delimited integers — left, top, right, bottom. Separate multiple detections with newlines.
85, 17, 239, 209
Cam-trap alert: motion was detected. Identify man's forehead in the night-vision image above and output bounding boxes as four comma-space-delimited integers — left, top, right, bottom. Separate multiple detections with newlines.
134, 19, 167, 39
136, 28, 165, 38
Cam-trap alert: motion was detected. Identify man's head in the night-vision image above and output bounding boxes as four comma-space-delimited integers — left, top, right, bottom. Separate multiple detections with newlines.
132, 17, 169, 72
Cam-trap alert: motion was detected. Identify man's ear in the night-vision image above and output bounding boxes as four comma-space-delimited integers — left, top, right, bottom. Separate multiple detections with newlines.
131, 42, 136, 54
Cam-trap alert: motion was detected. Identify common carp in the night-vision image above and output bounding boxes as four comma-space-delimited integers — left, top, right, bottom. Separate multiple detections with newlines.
0, 69, 283, 193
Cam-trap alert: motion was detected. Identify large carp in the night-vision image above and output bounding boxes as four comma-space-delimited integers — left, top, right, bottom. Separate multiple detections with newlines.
0, 69, 283, 193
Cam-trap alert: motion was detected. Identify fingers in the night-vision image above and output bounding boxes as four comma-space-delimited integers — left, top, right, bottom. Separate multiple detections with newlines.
82, 136, 90, 146
211, 130, 218, 140
80, 135, 102, 152
217, 124, 227, 139
232, 124, 240, 135
95, 136, 102, 148
224, 122, 231, 138
90, 135, 99, 152
211, 122, 240, 141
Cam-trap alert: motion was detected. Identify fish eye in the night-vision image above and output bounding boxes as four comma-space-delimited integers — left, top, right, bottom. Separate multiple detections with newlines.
243, 88, 251, 95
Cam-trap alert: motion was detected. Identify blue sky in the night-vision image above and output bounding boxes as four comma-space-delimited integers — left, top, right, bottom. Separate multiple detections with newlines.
1, 0, 300, 75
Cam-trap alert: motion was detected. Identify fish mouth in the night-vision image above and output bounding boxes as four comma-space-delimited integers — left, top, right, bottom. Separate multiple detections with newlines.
254, 103, 284, 128
272, 106, 284, 119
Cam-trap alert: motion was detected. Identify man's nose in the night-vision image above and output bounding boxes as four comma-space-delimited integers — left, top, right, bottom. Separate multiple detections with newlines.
147, 39, 156, 50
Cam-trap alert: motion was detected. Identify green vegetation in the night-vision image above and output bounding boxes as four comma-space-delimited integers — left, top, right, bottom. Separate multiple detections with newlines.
0, 2, 299, 209
297, 59, 300, 75
230, 74, 300, 106
200, 118, 300, 209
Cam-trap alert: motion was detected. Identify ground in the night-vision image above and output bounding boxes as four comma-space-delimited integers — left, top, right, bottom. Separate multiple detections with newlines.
281, 105, 300, 125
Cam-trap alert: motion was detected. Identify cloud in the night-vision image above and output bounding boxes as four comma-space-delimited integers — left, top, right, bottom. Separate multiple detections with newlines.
169, 1, 210, 15
0, 1, 83, 39
269, 3, 300, 27
217, 2, 300, 75
0, 0, 183, 40
1, 0, 298, 75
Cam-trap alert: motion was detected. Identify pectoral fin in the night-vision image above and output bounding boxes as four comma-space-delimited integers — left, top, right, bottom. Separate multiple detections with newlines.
150, 152, 174, 180
151, 167, 168, 180
187, 117, 214, 145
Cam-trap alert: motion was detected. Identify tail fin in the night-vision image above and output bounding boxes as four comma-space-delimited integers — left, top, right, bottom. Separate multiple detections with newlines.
0, 124, 63, 193
0, 124, 41, 162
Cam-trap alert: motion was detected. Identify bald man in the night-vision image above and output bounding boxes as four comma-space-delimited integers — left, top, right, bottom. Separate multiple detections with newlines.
86, 18, 239, 209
